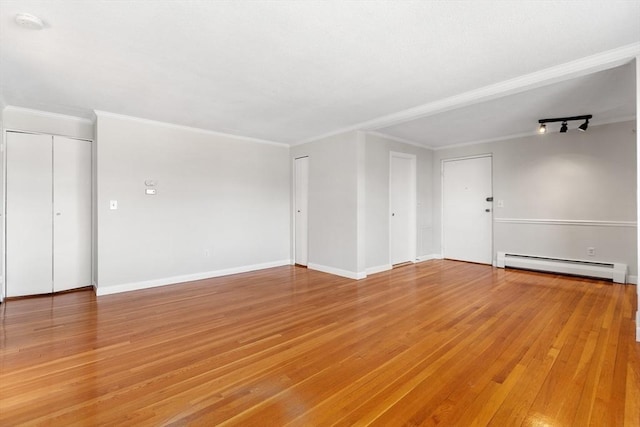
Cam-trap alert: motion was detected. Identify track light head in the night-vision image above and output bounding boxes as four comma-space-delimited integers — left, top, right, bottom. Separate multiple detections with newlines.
578, 119, 589, 132
560, 122, 568, 133
538, 123, 546, 134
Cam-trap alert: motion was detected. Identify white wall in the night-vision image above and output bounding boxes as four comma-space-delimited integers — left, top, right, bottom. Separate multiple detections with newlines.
95, 112, 291, 294
364, 133, 434, 272
0, 108, 3, 302
290, 131, 434, 278
291, 131, 361, 278
635, 56, 639, 341
433, 120, 638, 278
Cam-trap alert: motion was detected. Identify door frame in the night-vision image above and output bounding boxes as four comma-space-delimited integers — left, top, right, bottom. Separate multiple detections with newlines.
440, 153, 493, 262
389, 151, 417, 265
2, 129, 94, 301
293, 155, 309, 266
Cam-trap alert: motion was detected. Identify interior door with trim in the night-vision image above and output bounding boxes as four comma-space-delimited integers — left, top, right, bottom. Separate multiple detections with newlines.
442, 156, 492, 264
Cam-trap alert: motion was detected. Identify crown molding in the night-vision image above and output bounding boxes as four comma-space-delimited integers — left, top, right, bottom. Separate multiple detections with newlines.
3, 105, 95, 124
365, 131, 433, 150
94, 110, 289, 148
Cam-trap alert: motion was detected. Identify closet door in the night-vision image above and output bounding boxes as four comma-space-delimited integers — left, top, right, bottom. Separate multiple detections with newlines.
6, 132, 53, 297
53, 136, 92, 292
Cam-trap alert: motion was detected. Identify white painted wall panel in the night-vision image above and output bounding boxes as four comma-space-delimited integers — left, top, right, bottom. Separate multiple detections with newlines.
95, 113, 290, 291
290, 131, 359, 275
432, 120, 637, 275
364, 133, 433, 270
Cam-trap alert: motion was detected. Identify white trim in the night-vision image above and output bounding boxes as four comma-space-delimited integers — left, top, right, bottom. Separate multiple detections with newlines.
94, 110, 289, 148
416, 254, 443, 262
494, 218, 637, 227
3, 105, 94, 124
366, 264, 392, 275
293, 43, 640, 146
365, 131, 433, 150
307, 263, 366, 280
3, 128, 93, 143
441, 153, 493, 163
95, 259, 291, 296
627, 275, 638, 285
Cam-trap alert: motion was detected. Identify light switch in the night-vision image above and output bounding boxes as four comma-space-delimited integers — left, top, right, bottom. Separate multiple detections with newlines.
144, 179, 157, 186
110, 200, 118, 210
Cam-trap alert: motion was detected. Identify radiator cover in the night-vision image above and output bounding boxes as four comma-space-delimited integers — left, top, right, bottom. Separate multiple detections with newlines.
496, 252, 627, 283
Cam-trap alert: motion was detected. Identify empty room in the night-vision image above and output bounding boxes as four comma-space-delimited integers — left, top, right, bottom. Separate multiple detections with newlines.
0, 1, 639, 425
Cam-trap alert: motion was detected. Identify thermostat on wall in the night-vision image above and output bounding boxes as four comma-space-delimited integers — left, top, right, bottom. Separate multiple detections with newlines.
145, 188, 157, 195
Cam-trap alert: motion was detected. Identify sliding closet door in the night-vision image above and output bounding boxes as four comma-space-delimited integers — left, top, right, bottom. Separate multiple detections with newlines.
53, 136, 92, 292
6, 132, 53, 297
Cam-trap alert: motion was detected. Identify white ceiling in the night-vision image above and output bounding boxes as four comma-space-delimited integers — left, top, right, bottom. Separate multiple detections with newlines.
0, 1, 639, 146
377, 63, 637, 148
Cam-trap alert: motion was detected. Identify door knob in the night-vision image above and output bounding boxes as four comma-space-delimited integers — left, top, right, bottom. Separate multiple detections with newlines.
485, 209, 491, 212
56, 212, 61, 216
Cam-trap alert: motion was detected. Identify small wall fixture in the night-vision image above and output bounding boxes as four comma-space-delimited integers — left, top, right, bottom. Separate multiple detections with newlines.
538, 115, 592, 134
15, 13, 44, 30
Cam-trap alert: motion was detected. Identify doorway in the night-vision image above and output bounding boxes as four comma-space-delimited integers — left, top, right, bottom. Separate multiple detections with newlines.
442, 155, 493, 264
389, 152, 416, 265
5, 131, 92, 297
294, 156, 309, 266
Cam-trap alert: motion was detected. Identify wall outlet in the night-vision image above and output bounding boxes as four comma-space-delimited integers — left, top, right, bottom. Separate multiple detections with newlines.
587, 247, 595, 256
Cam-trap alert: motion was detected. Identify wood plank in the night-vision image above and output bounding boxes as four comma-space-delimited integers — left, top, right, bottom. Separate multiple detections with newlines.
0, 260, 637, 425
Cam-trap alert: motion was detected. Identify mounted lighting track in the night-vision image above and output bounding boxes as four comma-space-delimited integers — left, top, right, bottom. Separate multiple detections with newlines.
538, 114, 592, 134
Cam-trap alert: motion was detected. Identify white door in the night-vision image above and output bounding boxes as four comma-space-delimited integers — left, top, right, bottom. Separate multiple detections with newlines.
389, 153, 416, 265
294, 156, 309, 266
6, 132, 53, 297
53, 136, 92, 292
442, 156, 492, 264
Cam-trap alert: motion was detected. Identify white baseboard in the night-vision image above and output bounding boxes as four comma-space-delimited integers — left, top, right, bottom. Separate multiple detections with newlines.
96, 259, 292, 296
627, 275, 638, 284
416, 254, 443, 263
307, 263, 366, 280
366, 264, 392, 275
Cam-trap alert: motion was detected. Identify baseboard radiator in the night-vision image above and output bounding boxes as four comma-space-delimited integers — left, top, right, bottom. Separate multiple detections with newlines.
496, 252, 627, 283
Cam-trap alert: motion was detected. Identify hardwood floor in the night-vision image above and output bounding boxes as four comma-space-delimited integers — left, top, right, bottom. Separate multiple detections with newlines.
1, 260, 638, 426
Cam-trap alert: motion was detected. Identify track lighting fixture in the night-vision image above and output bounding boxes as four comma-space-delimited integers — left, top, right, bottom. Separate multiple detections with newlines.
537, 114, 592, 134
